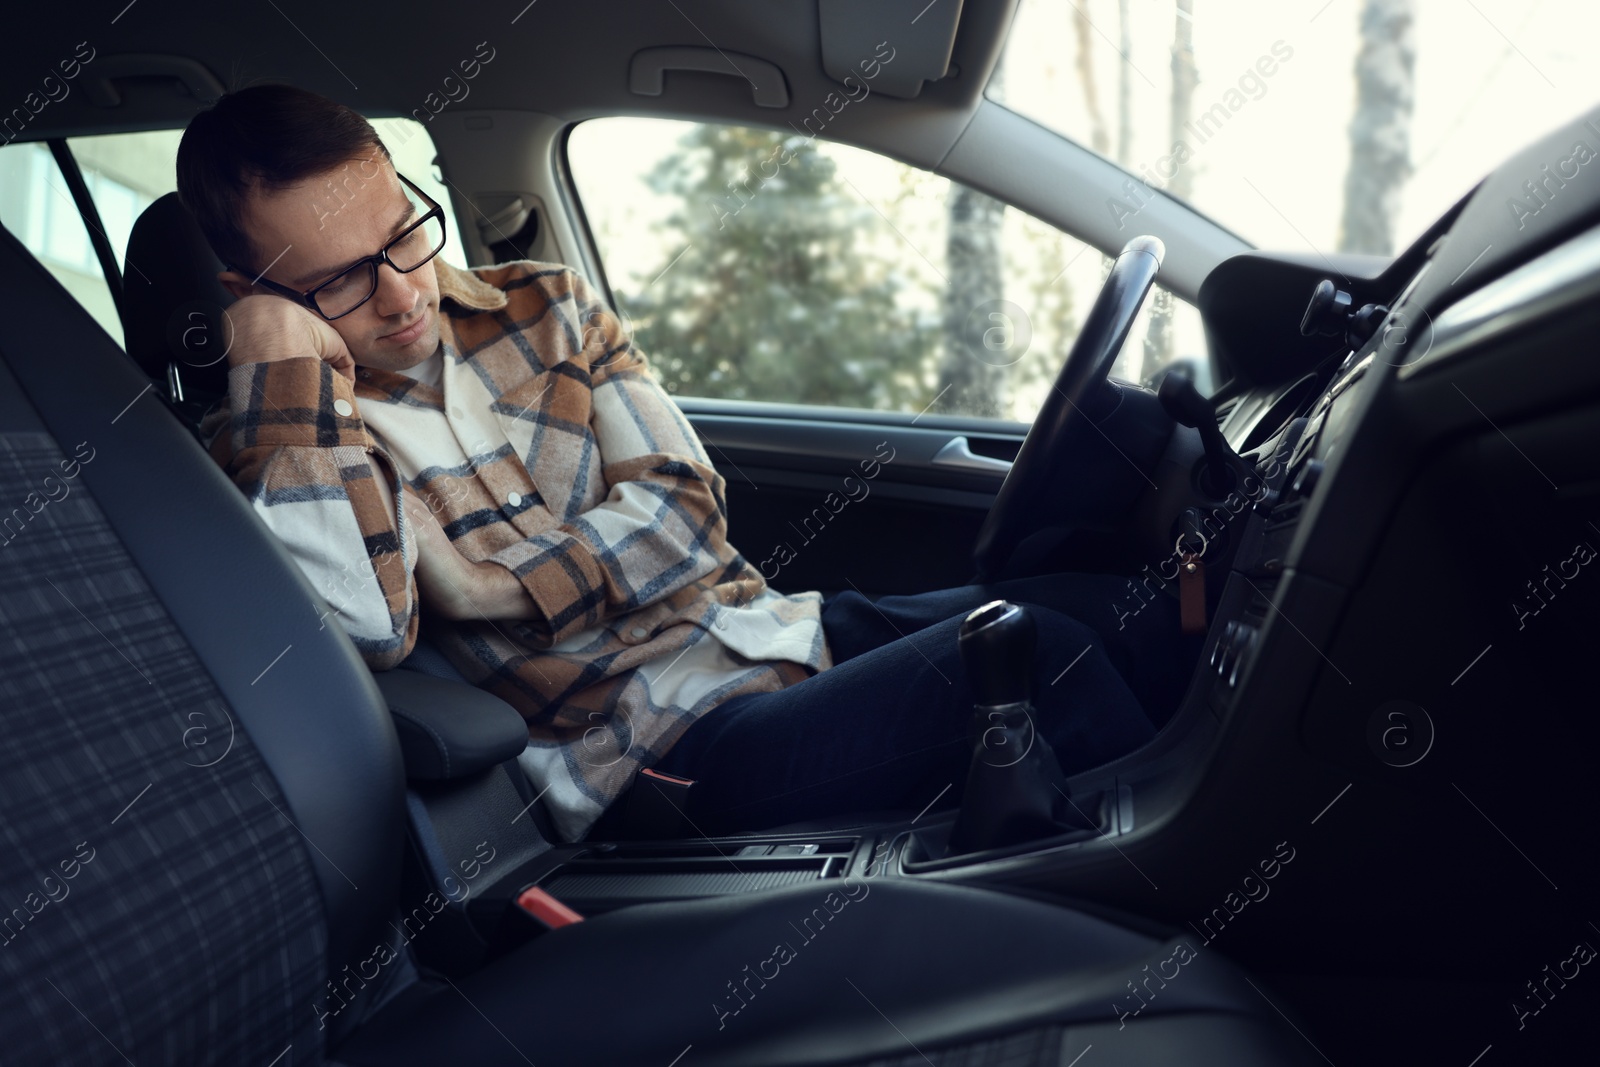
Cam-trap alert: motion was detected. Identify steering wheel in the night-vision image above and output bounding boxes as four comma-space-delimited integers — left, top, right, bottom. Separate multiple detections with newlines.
972, 235, 1166, 580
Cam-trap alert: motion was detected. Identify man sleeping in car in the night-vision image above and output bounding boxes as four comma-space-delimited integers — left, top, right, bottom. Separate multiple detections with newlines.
179, 83, 1183, 843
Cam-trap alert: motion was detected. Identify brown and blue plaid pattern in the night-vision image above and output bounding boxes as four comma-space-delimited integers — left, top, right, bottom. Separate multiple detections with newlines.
201, 260, 828, 840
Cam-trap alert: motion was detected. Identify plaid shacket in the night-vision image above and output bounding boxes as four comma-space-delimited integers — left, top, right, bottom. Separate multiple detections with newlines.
201, 259, 830, 840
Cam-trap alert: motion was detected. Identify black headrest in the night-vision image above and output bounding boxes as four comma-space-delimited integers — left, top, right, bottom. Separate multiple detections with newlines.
122, 192, 234, 406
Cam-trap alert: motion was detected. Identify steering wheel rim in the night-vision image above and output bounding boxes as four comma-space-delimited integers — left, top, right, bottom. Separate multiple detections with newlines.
972, 235, 1166, 580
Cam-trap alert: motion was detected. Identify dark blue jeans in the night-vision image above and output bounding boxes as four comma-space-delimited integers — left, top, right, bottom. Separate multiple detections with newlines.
640, 572, 1198, 836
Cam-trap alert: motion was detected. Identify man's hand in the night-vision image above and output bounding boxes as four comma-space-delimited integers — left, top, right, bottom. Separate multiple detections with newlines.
223, 294, 357, 383
402, 489, 540, 622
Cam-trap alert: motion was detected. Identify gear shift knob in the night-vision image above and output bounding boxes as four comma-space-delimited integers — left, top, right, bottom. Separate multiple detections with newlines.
959, 600, 1035, 706
946, 599, 1087, 857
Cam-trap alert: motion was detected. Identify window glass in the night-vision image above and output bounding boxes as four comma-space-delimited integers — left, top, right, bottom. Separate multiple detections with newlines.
370, 118, 470, 272
0, 142, 120, 342
569, 118, 1205, 422
69, 128, 182, 284
995, 0, 1600, 256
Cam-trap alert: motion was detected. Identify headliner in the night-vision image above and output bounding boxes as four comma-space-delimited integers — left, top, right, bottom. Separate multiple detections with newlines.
0, 0, 1013, 165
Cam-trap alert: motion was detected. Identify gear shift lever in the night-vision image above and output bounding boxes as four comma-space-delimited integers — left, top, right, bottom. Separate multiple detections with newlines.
959, 600, 1035, 706
946, 601, 1090, 856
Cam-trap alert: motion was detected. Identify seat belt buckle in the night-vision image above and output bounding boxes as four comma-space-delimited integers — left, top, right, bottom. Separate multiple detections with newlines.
515, 886, 585, 930
618, 767, 697, 839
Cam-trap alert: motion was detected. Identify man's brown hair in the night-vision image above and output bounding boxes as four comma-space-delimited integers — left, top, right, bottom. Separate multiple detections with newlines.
176, 84, 390, 273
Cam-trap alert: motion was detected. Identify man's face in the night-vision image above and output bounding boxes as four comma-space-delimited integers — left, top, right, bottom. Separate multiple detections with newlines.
219, 157, 442, 371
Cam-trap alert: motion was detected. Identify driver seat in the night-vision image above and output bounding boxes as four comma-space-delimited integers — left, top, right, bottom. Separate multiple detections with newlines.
2, 210, 1317, 1065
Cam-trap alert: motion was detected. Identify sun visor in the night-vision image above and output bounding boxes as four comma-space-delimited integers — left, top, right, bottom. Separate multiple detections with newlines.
818, 0, 964, 100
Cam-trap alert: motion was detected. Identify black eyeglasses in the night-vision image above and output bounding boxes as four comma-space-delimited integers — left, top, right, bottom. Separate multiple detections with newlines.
234, 172, 447, 321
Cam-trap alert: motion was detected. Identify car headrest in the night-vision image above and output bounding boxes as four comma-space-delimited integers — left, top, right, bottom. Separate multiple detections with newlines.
121, 192, 233, 409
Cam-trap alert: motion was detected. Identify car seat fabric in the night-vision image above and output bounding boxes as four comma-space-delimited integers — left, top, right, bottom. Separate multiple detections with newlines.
0, 426, 329, 1063
0, 213, 409, 1064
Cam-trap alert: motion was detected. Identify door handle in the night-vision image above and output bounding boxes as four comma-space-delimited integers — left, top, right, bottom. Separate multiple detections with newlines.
931, 437, 1013, 474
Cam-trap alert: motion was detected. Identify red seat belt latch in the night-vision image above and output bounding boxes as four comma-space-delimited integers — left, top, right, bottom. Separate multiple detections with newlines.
516, 885, 585, 929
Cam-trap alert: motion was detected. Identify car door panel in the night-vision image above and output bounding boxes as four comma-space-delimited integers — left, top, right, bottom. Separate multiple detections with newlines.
679, 399, 1024, 595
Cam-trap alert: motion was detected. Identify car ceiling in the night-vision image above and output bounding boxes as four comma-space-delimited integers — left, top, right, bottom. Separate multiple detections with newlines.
5, 1, 1007, 158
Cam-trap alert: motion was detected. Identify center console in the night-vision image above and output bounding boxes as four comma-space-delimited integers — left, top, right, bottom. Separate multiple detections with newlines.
405, 784, 1142, 975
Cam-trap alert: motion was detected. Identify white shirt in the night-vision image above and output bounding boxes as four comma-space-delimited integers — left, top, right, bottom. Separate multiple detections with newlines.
393, 347, 444, 390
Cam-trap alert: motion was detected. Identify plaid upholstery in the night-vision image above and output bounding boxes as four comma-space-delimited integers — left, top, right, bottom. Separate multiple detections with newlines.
0, 432, 327, 1064
200, 261, 830, 841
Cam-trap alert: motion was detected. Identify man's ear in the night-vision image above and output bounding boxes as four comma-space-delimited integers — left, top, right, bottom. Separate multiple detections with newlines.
218, 270, 257, 302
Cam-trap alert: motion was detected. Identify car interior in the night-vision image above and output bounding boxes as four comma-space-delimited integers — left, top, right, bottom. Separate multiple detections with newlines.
2, 1, 1598, 1064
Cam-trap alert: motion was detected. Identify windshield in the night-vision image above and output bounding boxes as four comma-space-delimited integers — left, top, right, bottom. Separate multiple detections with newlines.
994, 0, 1600, 256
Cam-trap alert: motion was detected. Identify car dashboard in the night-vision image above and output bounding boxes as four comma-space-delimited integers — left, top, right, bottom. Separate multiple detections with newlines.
1018, 101, 1600, 971
868, 102, 1600, 918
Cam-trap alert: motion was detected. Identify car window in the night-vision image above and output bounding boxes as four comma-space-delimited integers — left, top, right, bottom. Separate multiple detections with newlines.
67, 129, 183, 293
568, 118, 1205, 422
0, 141, 122, 344
995, 0, 1600, 257
368, 118, 470, 272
